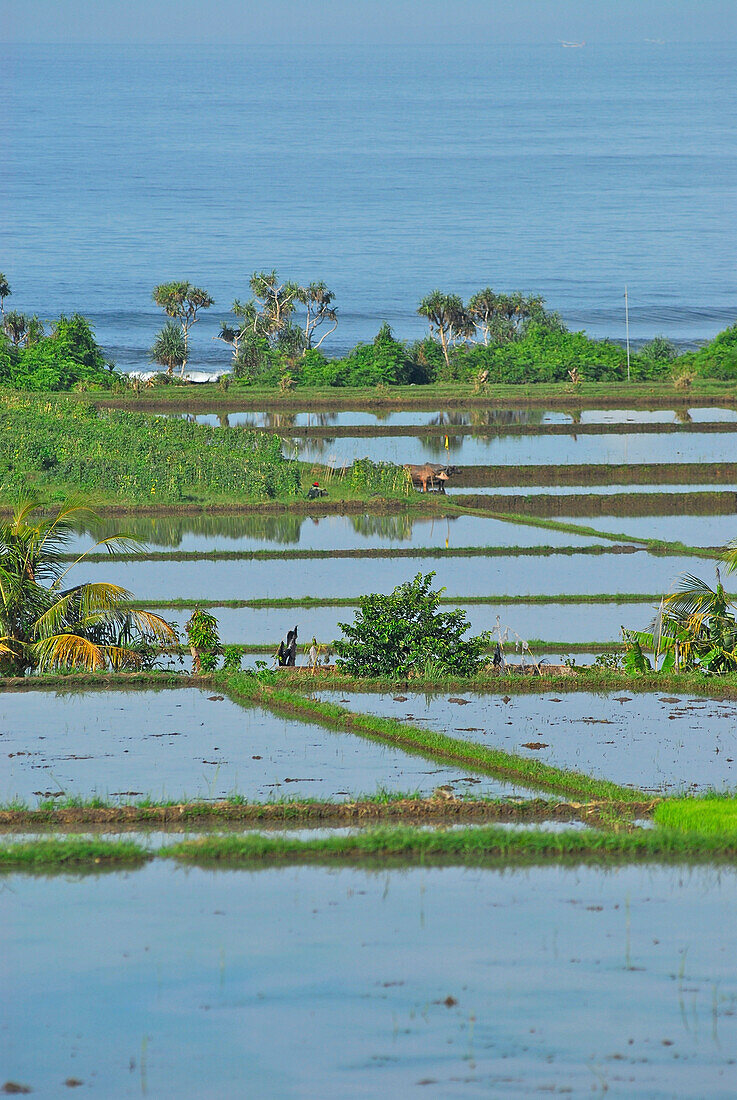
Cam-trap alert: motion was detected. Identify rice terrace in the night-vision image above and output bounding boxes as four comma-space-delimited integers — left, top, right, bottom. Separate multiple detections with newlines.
3, 11, 736, 1098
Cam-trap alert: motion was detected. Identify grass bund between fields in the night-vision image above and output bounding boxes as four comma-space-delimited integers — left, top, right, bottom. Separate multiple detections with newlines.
3, 671, 737, 871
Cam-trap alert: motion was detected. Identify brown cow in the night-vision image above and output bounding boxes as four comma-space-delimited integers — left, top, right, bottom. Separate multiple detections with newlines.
404, 463, 458, 493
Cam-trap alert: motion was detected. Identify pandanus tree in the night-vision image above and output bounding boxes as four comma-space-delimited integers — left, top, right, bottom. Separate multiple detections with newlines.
0, 497, 176, 677
150, 321, 187, 376
298, 282, 338, 351
417, 291, 474, 369
3, 310, 44, 348
152, 281, 214, 376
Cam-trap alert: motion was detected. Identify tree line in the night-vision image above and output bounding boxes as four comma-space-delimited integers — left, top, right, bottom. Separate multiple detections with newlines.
1, 268, 735, 390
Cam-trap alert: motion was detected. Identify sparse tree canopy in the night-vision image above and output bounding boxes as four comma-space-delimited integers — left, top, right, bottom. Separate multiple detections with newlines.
3, 311, 43, 348
298, 281, 338, 351
152, 281, 214, 376
418, 291, 474, 368
218, 273, 339, 371
467, 289, 563, 345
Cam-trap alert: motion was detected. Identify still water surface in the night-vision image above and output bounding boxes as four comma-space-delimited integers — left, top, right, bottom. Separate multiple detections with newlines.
0, 689, 536, 803
316, 691, 737, 794
5, 862, 737, 1095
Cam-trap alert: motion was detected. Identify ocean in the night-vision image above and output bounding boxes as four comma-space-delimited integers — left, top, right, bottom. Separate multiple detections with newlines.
2, 42, 735, 372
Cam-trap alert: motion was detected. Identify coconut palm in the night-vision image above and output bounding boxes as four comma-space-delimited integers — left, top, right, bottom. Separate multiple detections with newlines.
0, 496, 176, 676
624, 567, 737, 673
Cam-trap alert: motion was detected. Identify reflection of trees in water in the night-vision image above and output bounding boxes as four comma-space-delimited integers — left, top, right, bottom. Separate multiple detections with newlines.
290, 435, 338, 457
350, 513, 414, 541
427, 409, 545, 429
421, 407, 547, 454
420, 433, 465, 455
72, 513, 304, 548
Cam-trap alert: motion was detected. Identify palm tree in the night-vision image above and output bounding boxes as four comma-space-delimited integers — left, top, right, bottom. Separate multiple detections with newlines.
624, 567, 737, 673
0, 497, 176, 676
150, 321, 187, 377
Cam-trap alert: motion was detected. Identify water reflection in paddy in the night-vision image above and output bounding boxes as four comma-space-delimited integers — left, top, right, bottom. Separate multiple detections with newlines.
315, 690, 737, 794
67, 511, 610, 554
0, 689, 538, 804
5, 862, 737, 1096
292, 431, 737, 466
156, 601, 654, 646
75, 551, 702, 600
173, 406, 737, 428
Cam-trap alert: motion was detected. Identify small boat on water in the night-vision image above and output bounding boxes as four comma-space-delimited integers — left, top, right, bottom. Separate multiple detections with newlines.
561, 41, 586, 47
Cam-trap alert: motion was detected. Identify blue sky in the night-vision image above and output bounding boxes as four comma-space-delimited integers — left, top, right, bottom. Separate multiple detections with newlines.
1, 0, 734, 44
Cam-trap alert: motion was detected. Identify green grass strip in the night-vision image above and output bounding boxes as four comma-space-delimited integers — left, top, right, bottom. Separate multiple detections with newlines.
136, 593, 665, 610
67, 544, 645, 563
444, 505, 723, 556
221, 674, 643, 803
162, 823, 737, 868
654, 797, 737, 837
0, 836, 150, 869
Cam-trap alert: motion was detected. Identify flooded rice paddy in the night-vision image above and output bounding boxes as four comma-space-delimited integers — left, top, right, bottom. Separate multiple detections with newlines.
68, 512, 612, 553
5, 862, 737, 1096
155, 601, 654, 646
292, 431, 737, 467
0, 689, 539, 804
174, 406, 737, 428
315, 691, 737, 794
75, 551, 702, 601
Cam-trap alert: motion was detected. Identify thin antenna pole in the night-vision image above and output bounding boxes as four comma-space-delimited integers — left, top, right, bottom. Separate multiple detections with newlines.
625, 285, 631, 382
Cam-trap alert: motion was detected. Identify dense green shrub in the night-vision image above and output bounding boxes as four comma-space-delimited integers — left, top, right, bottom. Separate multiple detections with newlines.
0, 315, 119, 391
335, 571, 492, 677
0, 397, 301, 502
679, 324, 737, 380
298, 325, 420, 388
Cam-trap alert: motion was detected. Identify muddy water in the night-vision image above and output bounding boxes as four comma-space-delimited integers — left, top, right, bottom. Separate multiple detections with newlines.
156, 601, 653, 646
74, 551, 701, 601
292, 431, 737, 466
0, 689, 539, 804
67, 512, 612, 554
316, 691, 737, 794
5, 862, 737, 1096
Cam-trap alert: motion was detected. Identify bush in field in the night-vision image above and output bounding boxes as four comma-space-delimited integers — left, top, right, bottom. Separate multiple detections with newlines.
334, 571, 492, 678
0, 397, 301, 502
185, 607, 220, 673
298, 325, 419, 388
